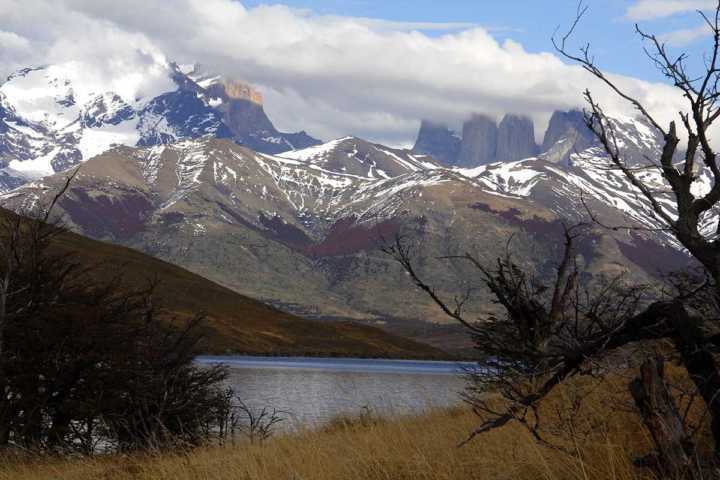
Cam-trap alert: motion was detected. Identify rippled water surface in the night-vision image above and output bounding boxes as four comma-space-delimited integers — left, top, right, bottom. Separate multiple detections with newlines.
197, 356, 473, 428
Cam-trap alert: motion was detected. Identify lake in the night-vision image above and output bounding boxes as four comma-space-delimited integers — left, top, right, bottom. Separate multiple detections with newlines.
196, 356, 475, 428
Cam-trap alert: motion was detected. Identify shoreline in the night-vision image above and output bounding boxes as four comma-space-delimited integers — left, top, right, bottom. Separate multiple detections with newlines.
195, 354, 478, 374
195, 349, 475, 362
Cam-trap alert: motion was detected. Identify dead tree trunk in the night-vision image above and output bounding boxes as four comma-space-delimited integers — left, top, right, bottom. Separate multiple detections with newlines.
630, 356, 698, 479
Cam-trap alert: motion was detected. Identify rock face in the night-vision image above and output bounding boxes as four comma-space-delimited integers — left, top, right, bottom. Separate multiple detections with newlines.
540, 110, 595, 164
458, 114, 537, 167
412, 120, 461, 166
458, 114, 498, 167
202, 76, 319, 154
421, 113, 539, 167
496, 114, 538, 161
217, 79, 264, 104
408, 110, 613, 167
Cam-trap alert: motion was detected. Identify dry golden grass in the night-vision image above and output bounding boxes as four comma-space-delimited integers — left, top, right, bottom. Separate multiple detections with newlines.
1, 371, 689, 480
0, 409, 650, 480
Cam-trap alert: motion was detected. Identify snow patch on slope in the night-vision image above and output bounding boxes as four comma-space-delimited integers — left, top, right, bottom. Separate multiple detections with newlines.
457, 160, 547, 197
278, 137, 352, 162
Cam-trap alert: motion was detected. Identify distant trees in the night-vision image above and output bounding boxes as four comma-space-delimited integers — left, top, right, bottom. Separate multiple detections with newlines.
0, 176, 234, 454
387, 2, 720, 478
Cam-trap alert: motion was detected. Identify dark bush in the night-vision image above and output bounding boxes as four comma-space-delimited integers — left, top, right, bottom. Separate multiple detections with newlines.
0, 186, 233, 454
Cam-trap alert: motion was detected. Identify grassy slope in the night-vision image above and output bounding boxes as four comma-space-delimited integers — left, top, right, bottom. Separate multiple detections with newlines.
49, 228, 448, 359
3, 367, 710, 480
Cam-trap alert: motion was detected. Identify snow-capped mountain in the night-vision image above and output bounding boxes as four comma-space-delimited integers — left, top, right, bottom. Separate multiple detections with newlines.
277, 136, 440, 179
1, 112, 695, 323
0, 62, 319, 191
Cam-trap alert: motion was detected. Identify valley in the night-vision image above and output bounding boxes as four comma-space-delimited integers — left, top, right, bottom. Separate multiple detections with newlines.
5, 2, 720, 476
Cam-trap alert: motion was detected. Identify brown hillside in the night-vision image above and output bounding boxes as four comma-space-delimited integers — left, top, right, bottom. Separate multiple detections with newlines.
46, 225, 447, 359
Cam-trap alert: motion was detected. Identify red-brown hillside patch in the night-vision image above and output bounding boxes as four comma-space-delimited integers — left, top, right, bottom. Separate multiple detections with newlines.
304, 216, 401, 257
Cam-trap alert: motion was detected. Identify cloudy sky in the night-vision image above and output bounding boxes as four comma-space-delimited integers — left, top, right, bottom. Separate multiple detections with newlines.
0, 0, 718, 146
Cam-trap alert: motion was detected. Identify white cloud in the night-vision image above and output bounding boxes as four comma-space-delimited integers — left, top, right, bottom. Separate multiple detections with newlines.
625, 0, 716, 21
659, 22, 713, 46
322, 17, 478, 33
0, 30, 32, 70
0, 0, 696, 146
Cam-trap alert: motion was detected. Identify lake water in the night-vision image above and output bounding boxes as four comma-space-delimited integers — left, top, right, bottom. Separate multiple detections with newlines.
196, 356, 474, 428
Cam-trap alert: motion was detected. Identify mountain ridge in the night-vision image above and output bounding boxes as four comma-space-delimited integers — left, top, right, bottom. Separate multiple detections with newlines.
1, 120, 695, 331
414, 110, 592, 167
0, 61, 320, 191
0, 62, 702, 344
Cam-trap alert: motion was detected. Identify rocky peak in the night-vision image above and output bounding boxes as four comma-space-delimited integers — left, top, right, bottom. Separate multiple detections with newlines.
412, 120, 461, 166
540, 110, 595, 164
412, 113, 540, 167
496, 114, 538, 162
179, 63, 263, 105
458, 114, 498, 167
183, 65, 319, 154
207, 87, 275, 136
217, 80, 263, 105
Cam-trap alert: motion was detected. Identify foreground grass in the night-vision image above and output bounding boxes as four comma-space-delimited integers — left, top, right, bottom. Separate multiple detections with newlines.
0, 380, 665, 480
0, 411, 651, 480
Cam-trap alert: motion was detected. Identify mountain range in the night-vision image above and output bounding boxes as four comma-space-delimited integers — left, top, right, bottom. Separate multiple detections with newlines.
412, 109, 660, 168
0, 62, 319, 191
0, 62, 701, 354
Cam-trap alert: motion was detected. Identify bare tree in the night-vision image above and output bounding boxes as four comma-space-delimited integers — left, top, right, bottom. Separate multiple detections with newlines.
0, 170, 78, 446
386, 228, 712, 476
231, 398, 286, 444
0, 169, 77, 361
552, 0, 720, 462
387, 3, 720, 476
386, 230, 643, 434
